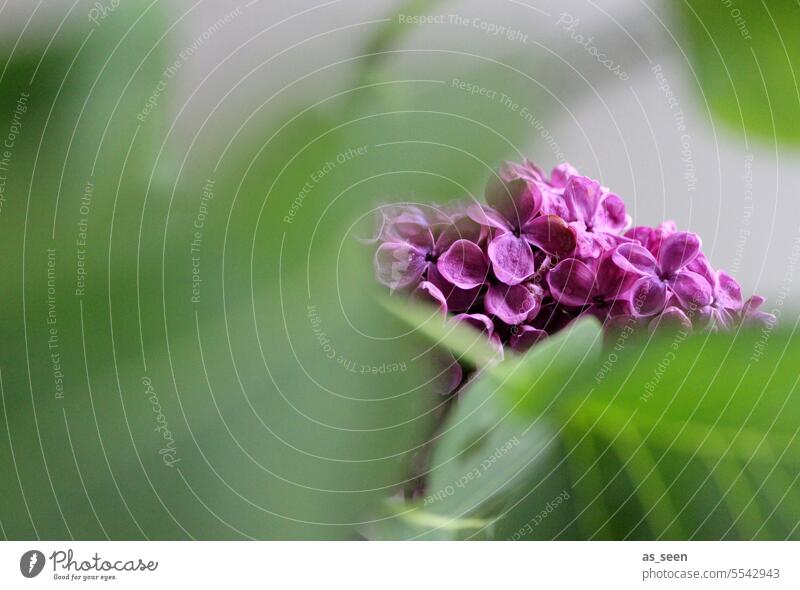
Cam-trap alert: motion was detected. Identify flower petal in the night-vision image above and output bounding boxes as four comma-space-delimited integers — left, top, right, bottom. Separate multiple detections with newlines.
549, 162, 579, 188
487, 232, 536, 285
547, 258, 596, 307
430, 348, 463, 395
625, 222, 676, 257
539, 187, 571, 219
524, 282, 545, 322
501, 159, 545, 183
382, 221, 434, 251
743, 294, 765, 313
378, 204, 429, 228
596, 250, 636, 299
427, 266, 482, 312
355, 209, 387, 245
563, 175, 602, 223
509, 325, 548, 353
485, 175, 539, 228
716, 271, 743, 310
452, 313, 495, 337
686, 252, 715, 286
602, 314, 644, 345
709, 307, 737, 331
659, 231, 701, 274
596, 193, 630, 233
743, 311, 776, 329
629, 275, 668, 316
625, 225, 656, 249
465, 202, 511, 231
436, 239, 489, 289
485, 283, 539, 325
605, 298, 633, 318
612, 242, 658, 275
741, 296, 776, 329
660, 220, 678, 233
669, 270, 713, 309
433, 214, 484, 250
522, 214, 577, 257
574, 228, 629, 260
649, 306, 692, 333
411, 281, 448, 314
374, 242, 427, 290
451, 313, 505, 360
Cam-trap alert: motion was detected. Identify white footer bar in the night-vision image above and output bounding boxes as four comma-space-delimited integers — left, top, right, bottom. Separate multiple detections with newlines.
0, 541, 797, 588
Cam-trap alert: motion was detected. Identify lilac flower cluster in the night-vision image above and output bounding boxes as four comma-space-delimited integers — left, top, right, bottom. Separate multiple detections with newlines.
370, 159, 775, 393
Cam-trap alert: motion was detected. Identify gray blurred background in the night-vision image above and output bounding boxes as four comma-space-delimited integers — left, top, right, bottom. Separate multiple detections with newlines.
3, 0, 797, 300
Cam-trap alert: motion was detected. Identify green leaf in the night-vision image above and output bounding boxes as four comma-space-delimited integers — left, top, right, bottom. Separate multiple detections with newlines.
0, 3, 441, 540
499, 318, 603, 416
678, 1, 800, 145
355, 0, 449, 86
494, 326, 800, 540
383, 298, 502, 370
379, 313, 800, 540
364, 319, 602, 540
361, 496, 490, 541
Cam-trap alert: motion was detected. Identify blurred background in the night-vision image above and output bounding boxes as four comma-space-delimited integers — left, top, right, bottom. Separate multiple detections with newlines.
0, 0, 798, 540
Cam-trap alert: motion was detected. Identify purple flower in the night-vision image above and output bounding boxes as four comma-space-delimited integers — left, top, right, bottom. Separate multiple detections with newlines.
427, 266, 483, 312
547, 249, 635, 320
374, 224, 435, 290
370, 157, 773, 396
469, 175, 576, 285
562, 175, 631, 258
549, 163, 579, 189
436, 239, 489, 290
453, 312, 495, 333
740, 296, 776, 328
649, 306, 693, 333
374, 208, 485, 291
527, 299, 581, 335
500, 159, 546, 184
687, 253, 743, 330
452, 313, 504, 358
485, 281, 543, 326
508, 325, 548, 353
612, 231, 713, 317
625, 221, 676, 257
429, 348, 464, 395
411, 281, 448, 315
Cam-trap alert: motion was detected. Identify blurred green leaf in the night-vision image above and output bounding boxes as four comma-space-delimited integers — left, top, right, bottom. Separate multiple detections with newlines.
379, 316, 800, 540
383, 298, 502, 369
364, 319, 601, 539
0, 1, 442, 540
678, 0, 800, 144
0, 0, 556, 540
356, 0, 449, 86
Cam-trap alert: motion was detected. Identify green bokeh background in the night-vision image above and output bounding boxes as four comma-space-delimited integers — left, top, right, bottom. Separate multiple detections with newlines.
0, 0, 798, 540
